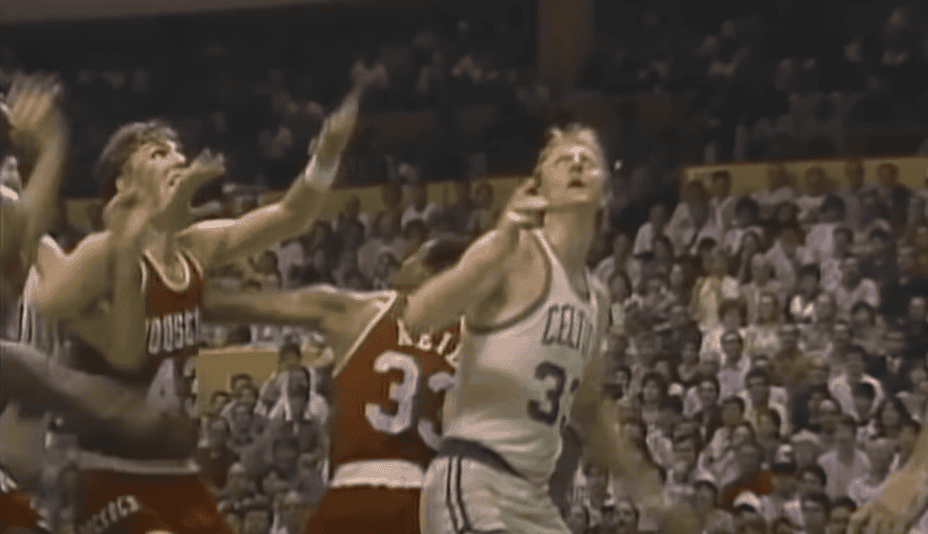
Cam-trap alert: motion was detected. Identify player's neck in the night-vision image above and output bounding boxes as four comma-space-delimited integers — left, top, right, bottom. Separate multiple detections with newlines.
542, 209, 596, 275
143, 227, 179, 267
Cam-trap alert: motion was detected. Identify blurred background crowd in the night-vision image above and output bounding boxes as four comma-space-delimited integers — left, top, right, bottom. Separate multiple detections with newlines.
6, 0, 928, 533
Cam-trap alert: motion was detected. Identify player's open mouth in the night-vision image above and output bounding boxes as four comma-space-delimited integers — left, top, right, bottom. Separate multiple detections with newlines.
568, 180, 585, 188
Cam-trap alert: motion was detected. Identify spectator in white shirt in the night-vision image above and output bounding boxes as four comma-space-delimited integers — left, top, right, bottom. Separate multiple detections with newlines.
741, 253, 786, 325
742, 368, 789, 437
718, 330, 751, 400
467, 182, 498, 237
766, 225, 810, 292
357, 212, 405, 281
275, 238, 306, 289
692, 251, 741, 333
788, 264, 824, 325
832, 257, 880, 319
401, 181, 443, 231
796, 167, 831, 224
820, 226, 854, 292
667, 180, 713, 256
594, 233, 639, 289
838, 159, 871, 229
632, 202, 670, 256
701, 396, 746, 472
709, 170, 737, 232
753, 163, 798, 221
847, 437, 894, 507
804, 195, 846, 265
817, 415, 870, 501
828, 345, 884, 423
725, 198, 763, 257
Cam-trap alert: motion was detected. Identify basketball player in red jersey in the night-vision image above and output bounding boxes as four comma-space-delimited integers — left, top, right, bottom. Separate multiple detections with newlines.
23, 87, 360, 534
0, 74, 188, 534
200, 237, 470, 534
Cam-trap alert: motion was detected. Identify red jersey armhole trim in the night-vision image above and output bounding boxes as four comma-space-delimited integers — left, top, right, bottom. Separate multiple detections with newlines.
331, 290, 399, 378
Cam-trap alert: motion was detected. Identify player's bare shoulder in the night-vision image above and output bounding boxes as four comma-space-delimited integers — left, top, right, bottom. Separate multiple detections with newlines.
175, 218, 234, 269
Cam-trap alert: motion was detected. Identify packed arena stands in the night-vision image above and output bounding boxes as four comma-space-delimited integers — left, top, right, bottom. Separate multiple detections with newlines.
5, 0, 928, 533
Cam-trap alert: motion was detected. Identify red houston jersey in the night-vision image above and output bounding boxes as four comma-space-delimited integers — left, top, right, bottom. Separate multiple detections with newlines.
70, 250, 204, 459
329, 291, 460, 473
0, 465, 50, 533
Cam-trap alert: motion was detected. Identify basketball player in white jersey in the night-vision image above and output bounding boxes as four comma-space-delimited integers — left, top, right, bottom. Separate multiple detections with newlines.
406, 124, 693, 534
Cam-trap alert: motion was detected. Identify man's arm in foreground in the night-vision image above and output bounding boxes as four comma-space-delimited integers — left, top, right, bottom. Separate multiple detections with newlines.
1, 74, 68, 290
403, 179, 547, 332
570, 284, 699, 534
201, 284, 387, 354
0, 340, 196, 458
848, 412, 928, 534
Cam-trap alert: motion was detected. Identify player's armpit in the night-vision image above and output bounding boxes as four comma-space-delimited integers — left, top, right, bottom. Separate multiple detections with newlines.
30, 232, 113, 319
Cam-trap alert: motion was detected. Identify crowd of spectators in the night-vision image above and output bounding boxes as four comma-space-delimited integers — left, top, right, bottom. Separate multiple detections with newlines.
571, 159, 928, 534
583, 2, 928, 166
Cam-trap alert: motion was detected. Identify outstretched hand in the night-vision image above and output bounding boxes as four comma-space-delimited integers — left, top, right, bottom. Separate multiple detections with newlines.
103, 186, 156, 251
313, 90, 360, 169
848, 465, 928, 534
166, 148, 225, 224
5, 72, 65, 149
497, 178, 548, 237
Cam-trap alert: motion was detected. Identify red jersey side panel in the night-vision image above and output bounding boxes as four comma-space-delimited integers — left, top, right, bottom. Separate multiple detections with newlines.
0, 466, 49, 534
329, 293, 460, 473
71, 251, 204, 459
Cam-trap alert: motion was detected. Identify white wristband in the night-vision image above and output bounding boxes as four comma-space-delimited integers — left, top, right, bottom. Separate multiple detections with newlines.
303, 155, 339, 190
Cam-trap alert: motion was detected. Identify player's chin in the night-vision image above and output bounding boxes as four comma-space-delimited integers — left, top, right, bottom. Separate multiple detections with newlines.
550, 193, 601, 211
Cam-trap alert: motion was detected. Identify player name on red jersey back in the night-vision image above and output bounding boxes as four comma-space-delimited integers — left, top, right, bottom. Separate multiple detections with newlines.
330, 304, 460, 473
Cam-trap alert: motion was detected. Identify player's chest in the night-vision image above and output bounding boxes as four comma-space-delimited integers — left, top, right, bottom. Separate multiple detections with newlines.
144, 305, 202, 357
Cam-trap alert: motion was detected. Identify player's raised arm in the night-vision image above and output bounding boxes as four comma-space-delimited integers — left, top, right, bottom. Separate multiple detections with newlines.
102, 187, 157, 373
0, 73, 68, 283
29, 230, 115, 319
570, 283, 699, 534
848, 412, 928, 534
180, 91, 359, 271
403, 179, 547, 332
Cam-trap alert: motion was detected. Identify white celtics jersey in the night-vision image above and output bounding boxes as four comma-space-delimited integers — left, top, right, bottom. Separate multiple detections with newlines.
17, 262, 62, 359
443, 228, 603, 486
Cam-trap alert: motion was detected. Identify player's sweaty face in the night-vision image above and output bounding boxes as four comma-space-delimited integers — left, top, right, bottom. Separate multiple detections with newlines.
538, 143, 605, 208
126, 140, 187, 200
